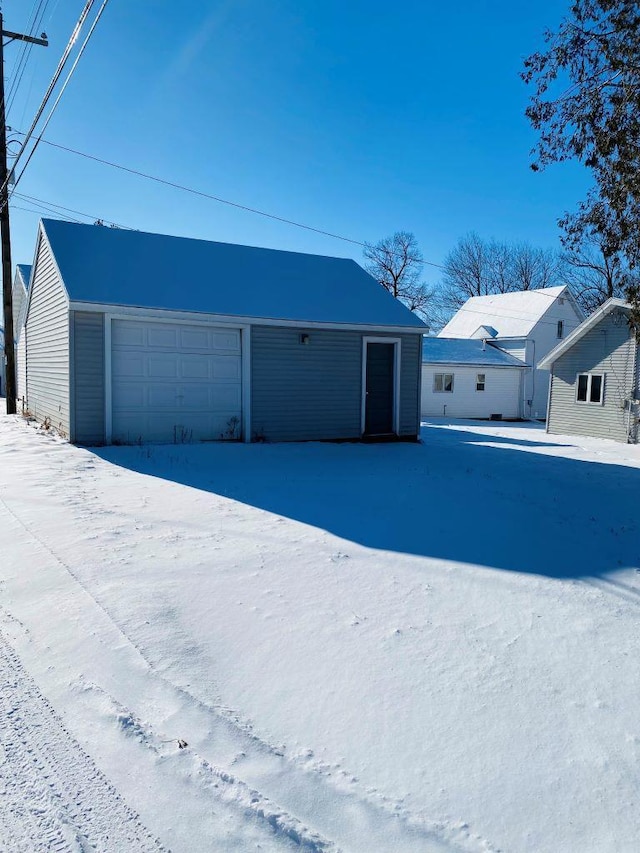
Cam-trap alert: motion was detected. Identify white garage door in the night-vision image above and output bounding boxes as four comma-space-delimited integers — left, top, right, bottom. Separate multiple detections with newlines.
111, 319, 242, 443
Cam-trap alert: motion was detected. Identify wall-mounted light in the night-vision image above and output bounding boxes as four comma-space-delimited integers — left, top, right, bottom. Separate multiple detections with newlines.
300, 333, 310, 345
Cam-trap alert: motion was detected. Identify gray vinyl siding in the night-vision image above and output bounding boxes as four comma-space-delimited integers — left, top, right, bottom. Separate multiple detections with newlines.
547, 312, 636, 442
25, 235, 70, 436
250, 326, 421, 442
71, 311, 105, 444
399, 333, 421, 436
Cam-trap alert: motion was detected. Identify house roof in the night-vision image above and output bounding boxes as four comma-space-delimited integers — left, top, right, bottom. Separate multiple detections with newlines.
16, 264, 32, 290
422, 337, 528, 367
439, 285, 575, 338
538, 298, 631, 369
39, 219, 426, 330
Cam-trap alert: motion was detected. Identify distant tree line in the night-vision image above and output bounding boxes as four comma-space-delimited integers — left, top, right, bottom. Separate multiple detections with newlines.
364, 230, 634, 330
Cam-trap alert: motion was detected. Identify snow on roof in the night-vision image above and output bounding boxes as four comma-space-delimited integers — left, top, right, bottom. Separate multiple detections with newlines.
439, 285, 570, 338
422, 337, 528, 367
40, 220, 426, 329
16, 264, 32, 290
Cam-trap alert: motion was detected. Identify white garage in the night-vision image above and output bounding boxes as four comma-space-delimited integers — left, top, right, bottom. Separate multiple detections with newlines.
110, 319, 242, 443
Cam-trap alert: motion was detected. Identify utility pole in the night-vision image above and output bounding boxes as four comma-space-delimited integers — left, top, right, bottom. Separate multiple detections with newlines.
0, 14, 47, 414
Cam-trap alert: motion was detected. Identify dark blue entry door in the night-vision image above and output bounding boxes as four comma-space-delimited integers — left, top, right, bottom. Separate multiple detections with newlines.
364, 342, 395, 435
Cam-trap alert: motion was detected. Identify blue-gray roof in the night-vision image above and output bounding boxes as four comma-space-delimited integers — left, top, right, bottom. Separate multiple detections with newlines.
40, 219, 426, 329
17, 264, 32, 289
422, 337, 527, 367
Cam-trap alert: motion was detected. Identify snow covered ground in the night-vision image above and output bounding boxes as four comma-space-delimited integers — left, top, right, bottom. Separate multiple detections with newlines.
0, 413, 639, 852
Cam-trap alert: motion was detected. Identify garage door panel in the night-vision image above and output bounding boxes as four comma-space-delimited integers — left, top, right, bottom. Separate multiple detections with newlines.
147, 326, 178, 348
113, 385, 145, 408
111, 319, 242, 443
113, 412, 236, 444
145, 385, 183, 407
212, 331, 241, 351
213, 357, 242, 381
148, 354, 179, 378
112, 321, 145, 348
112, 351, 145, 377
180, 328, 211, 349
180, 355, 210, 379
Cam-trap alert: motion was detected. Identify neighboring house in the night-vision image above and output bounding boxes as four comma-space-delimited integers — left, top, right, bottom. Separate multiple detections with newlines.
13, 263, 32, 403
421, 337, 529, 420
539, 298, 639, 443
22, 219, 426, 444
439, 285, 584, 419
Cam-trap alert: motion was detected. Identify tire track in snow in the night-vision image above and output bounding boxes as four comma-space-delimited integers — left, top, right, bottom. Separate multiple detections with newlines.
0, 429, 492, 853
0, 629, 165, 853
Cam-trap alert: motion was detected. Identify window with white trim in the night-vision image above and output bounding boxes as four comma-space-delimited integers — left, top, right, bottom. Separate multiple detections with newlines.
434, 373, 454, 392
476, 373, 485, 391
576, 373, 604, 404
557, 320, 564, 338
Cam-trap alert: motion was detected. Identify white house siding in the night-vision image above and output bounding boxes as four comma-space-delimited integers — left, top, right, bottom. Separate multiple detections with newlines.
16, 331, 27, 405
525, 297, 584, 418
421, 365, 522, 419
547, 312, 636, 443
251, 326, 420, 442
13, 277, 28, 339
71, 311, 105, 445
25, 236, 70, 436
491, 339, 527, 363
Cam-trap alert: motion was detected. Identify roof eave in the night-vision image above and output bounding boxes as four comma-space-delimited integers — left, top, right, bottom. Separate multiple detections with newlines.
538, 298, 630, 369
67, 300, 426, 333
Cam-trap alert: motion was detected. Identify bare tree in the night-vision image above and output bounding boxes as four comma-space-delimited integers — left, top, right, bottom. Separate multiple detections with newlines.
363, 232, 431, 321
433, 233, 564, 327
563, 240, 633, 315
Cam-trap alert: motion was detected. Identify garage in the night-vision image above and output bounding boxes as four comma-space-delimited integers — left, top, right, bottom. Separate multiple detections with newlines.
23, 219, 426, 444
111, 319, 242, 443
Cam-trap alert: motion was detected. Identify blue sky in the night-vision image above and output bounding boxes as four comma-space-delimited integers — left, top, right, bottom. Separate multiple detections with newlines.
5, 0, 585, 288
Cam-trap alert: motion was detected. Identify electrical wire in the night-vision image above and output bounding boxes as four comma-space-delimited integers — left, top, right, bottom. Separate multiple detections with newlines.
11, 0, 110, 194
8, 131, 446, 269
2, 0, 97, 197
12, 190, 131, 228
6, 0, 50, 118
8, 133, 578, 305
12, 202, 84, 222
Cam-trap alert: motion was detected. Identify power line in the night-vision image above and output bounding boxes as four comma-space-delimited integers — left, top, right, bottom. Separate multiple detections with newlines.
8, 130, 446, 270
12, 202, 83, 222
12, 192, 574, 329
12, 190, 131, 228
6, 0, 50, 117
10, 187, 575, 329
11, 0, 110, 194
2, 0, 96, 197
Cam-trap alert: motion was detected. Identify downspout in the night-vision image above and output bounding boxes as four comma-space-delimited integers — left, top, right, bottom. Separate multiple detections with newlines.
627, 335, 638, 443
529, 339, 536, 419
545, 362, 553, 433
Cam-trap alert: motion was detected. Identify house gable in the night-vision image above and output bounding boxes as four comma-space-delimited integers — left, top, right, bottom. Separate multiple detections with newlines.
24, 228, 71, 437
547, 309, 636, 442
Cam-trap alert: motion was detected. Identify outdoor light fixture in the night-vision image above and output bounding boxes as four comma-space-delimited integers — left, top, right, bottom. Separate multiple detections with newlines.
300, 333, 310, 345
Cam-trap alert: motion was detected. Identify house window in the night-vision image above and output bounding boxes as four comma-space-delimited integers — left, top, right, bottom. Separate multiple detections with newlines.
576, 373, 604, 404
557, 320, 564, 338
476, 373, 486, 391
434, 373, 454, 392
